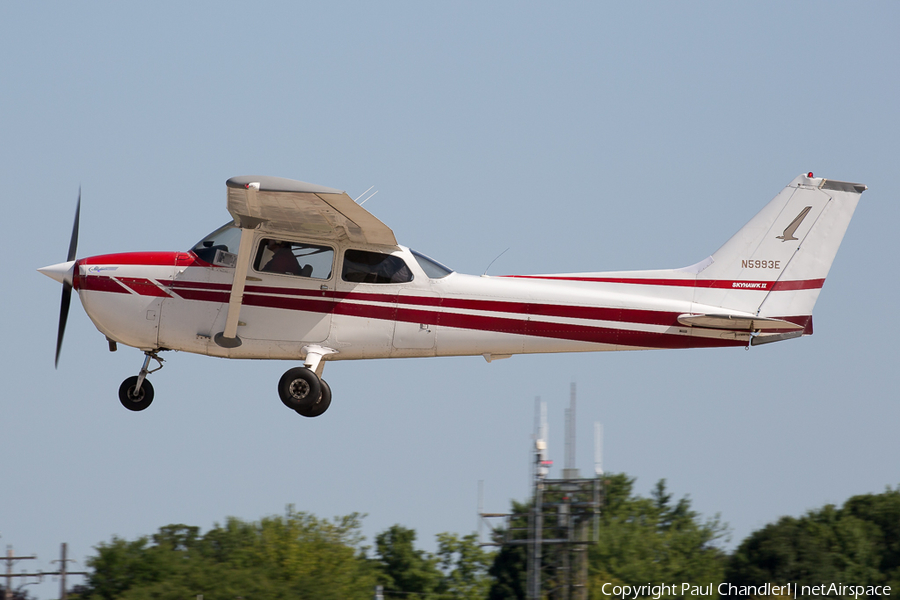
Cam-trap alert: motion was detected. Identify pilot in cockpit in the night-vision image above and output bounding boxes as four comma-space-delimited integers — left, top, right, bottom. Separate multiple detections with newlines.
262, 240, 303, 275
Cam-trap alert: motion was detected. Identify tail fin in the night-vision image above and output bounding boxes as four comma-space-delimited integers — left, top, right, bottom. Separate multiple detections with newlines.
691, 173, 864, 332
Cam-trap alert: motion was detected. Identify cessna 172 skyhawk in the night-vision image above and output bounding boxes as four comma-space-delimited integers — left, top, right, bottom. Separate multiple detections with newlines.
39, 173, 864, 417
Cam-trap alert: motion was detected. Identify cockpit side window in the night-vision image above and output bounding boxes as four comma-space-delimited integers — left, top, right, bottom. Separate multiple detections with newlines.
191, 223, 242, 267
254, 239, 334, 279
342, 249, 413, 284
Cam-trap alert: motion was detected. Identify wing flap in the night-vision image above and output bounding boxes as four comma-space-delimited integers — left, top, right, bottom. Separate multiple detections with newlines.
225, 176, 397, 246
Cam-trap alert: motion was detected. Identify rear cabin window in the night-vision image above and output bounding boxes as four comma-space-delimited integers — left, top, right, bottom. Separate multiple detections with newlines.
254, 239, 334, 279
342, 249, 413, 284
411, 249, 453, 279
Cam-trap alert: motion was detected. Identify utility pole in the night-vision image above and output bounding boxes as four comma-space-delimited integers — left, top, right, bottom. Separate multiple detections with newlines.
1, 544, 89, 600
48, 543, 89, 600
3, 547, 37, 600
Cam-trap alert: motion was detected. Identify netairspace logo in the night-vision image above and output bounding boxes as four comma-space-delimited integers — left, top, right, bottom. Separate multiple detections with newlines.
599, 582, 892, 599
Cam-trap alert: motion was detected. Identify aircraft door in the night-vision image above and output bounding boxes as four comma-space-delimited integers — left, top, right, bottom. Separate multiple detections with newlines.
238, 237, 336, 345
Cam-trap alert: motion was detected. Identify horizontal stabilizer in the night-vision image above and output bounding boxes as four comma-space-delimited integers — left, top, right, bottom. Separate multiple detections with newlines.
677, 313, 803, 331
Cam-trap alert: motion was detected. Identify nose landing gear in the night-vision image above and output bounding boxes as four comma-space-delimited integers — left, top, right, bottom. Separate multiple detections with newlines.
118, 351, 164, 411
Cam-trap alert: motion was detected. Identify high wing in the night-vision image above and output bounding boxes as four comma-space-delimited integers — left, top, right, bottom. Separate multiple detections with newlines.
215, 176, 397, 349
225, 175, 397, 246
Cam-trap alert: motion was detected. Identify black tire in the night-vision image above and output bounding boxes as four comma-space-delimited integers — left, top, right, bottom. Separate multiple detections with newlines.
118, 376, 154, 411
277, 367, 322, 411
296, 379, 332, 418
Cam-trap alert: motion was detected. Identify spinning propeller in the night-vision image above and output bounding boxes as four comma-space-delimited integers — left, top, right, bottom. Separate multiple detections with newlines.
38, 189, 81, 367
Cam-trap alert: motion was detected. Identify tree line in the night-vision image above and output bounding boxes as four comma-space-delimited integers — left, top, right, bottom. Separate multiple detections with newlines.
33, 475, 895, 599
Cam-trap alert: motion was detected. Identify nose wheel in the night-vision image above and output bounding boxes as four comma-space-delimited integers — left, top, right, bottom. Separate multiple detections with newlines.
278, 367, 332, 417
118, 351, 164, 411
119, 376, 155, 411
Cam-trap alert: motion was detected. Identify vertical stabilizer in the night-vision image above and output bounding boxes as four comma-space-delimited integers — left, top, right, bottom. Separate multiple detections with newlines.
690, 174, 864, 329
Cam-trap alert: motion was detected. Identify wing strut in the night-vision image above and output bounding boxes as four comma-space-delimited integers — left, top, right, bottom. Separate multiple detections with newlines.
215, 183, 266, 349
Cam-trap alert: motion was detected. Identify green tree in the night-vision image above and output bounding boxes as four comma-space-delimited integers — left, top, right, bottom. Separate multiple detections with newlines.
72, 508, 377, 600
486, 500, 530, 600
0, 585, 35, 600
486, 475, 728, 599
589, 475, 727, 597
843, 486, 900, 588
372, 525, 493, 600
726, 486, 900, 598
435, 532, 493, 599
374, 525, 442, 599
74, 536, 164, 600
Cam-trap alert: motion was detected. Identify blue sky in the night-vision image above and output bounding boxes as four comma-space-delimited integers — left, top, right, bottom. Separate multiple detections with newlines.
2, 2, 898, 597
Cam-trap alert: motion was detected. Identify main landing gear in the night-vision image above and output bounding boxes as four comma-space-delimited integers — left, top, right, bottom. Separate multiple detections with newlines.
276, 346, 335, 418
118, 351, 164, 412
114, 346, 334, 417
277, 367, 332, 418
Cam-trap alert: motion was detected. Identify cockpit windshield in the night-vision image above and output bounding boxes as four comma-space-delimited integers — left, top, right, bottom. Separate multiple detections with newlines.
190, 223, 242, 267
411, 249, 453, 279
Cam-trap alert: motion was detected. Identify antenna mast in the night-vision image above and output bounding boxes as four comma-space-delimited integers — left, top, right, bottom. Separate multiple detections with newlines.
594, 422, 604, 476
480, 386, 603, 600
563, 382, 579, 479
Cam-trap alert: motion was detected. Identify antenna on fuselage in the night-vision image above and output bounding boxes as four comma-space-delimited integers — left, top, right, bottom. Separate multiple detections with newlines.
482, 247, 510, 277
354, 186, 373, 202
354, 186, 379, 205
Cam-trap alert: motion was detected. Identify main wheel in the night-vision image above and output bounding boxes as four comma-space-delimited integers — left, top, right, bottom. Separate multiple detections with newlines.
278, 367, 322, 411
296, 379, 332, 418
118, 376, 154, 411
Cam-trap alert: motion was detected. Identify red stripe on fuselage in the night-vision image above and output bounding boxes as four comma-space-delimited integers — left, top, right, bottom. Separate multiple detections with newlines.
260, 288, 680, 327
116, 277, 172, 298
158, 279, 808, 334
769, 279, 826, 292
166, 280, 232, 303
161, 280, 770, 347
78, 275, 132, 294
76, 256, 807, 349
503, 275, 826, 291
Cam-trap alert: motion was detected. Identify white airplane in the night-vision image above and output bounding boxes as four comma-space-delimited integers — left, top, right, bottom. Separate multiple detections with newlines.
39, 173, 865, 417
